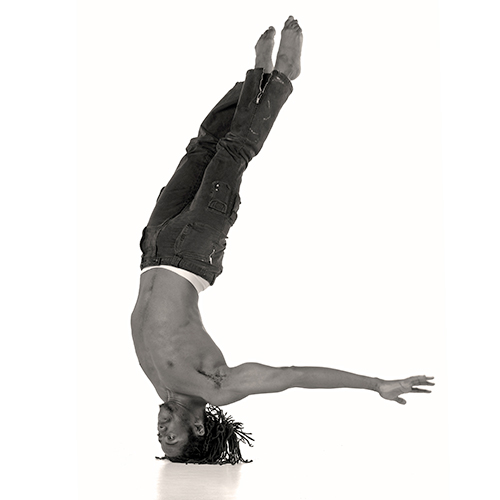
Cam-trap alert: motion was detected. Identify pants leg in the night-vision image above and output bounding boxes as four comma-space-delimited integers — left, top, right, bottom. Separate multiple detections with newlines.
141, 69, 293, 284
147, 82, 244, 227
184, 69, 293, 225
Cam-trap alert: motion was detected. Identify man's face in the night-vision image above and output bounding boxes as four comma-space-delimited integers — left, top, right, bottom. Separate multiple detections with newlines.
157, 402, 193, 457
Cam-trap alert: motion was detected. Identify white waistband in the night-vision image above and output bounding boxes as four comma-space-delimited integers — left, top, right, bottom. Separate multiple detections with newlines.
141, 265, 210, 293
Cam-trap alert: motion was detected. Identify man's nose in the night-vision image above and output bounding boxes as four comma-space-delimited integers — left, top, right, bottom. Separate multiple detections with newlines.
158, 419, 172, 432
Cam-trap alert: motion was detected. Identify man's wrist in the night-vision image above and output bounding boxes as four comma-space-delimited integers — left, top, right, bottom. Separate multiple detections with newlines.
371, 377, 383, 393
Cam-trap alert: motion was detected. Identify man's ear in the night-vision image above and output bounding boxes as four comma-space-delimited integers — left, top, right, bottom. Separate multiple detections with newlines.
194, 423, 205, 436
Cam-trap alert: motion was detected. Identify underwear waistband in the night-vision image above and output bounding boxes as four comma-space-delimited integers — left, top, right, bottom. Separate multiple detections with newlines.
141, 265, 210, 293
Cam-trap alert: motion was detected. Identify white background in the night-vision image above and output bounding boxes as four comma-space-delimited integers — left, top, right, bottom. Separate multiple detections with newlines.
1, 1, 499, 499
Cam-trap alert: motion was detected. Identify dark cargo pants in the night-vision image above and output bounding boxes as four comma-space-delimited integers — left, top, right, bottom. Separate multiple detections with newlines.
140, 68, 293, 285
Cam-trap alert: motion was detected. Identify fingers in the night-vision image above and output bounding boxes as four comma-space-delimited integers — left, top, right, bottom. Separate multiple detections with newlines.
395, 397, 407, 405
407, 376, 434, 395
410, 375, 435, 386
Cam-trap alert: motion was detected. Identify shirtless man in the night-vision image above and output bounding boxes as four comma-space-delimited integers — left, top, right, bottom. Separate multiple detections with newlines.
131, 17, 434, 465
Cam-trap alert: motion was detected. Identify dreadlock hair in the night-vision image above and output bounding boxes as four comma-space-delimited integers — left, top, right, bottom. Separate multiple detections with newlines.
156, 405, 254, 465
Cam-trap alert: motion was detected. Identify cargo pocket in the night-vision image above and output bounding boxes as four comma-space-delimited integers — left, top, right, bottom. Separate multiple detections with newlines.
208, 181, 231, 215
174, 222, 226, 266
140, 226, 159, 255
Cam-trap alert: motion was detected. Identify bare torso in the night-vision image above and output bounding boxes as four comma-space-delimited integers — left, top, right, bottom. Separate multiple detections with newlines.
131, 269, 228, 402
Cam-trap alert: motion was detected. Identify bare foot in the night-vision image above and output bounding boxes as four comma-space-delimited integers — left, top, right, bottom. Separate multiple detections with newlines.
274, 16, 303, 80
255, 26, 276, 73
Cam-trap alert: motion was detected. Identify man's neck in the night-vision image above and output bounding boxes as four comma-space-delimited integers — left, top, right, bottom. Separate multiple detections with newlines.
164, 391, 207, 419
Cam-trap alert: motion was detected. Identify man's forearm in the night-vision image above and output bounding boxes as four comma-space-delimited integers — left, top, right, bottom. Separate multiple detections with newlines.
290, 366, 381, 392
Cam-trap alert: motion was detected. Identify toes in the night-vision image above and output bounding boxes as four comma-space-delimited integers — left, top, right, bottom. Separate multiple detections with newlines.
283, 16, 301, 31
262, 26, 275, 38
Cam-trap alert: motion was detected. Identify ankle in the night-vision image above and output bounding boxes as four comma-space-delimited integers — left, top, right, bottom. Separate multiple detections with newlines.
274, 56, 293, 79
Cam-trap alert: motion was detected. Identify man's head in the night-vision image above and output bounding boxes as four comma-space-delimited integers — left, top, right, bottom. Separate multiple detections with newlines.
156, 404, 253, 465
157, 401, 205, 458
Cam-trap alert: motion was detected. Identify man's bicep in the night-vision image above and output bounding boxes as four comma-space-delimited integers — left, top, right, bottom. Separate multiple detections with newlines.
210, 363, 296, 405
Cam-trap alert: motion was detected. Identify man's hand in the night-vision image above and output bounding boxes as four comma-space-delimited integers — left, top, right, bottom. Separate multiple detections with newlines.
378, 375, 435, 405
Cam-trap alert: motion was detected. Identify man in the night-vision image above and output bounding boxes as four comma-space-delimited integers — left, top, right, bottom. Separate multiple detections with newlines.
131, 16, 434, 465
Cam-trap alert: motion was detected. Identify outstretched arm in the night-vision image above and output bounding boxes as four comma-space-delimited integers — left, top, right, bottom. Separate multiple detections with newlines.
209, 363, 434, 406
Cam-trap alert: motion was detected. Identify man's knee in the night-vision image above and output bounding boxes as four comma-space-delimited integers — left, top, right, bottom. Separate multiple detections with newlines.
217, 134, 256, 165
